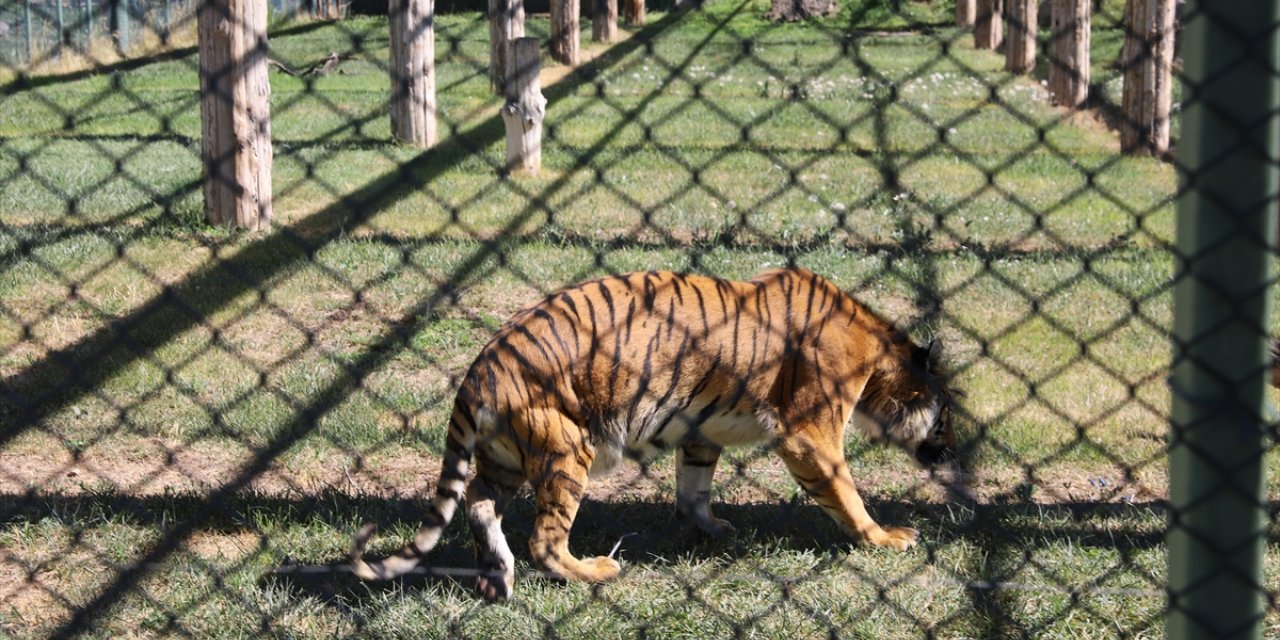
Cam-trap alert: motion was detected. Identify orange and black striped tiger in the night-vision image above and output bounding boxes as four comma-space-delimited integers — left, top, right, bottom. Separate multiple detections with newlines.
350, 268, 957, 600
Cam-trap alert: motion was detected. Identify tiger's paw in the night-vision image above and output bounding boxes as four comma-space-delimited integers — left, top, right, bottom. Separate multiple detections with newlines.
475, 568, 515, 602
694, 516, 737, 538
865, 525, 918, 551
580, 556, 622, 582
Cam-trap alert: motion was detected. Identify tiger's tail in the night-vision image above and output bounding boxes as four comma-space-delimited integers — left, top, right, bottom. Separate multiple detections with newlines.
350, 403, 476, 581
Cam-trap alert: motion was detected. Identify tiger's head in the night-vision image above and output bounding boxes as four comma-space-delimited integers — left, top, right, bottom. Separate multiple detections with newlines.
853, 338, 958, 468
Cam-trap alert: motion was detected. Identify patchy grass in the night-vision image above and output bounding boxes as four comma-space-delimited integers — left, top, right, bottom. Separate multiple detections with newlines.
0, 0, 1271, 637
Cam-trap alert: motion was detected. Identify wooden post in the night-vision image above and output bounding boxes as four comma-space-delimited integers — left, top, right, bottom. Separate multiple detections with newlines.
198, 0, 273, 230
593, 0, 617, 43
1004, 0, 1036, 73
549, 0, 578, 65
1119, 0, 1175, 155
502, 37, 545, 175
974, 0, 1002, 50
489, 0, 524, 94
1048, 0, 1089, 108
389, 0, 437, 147
623, 0, 643, 25
955, 0, 975, 27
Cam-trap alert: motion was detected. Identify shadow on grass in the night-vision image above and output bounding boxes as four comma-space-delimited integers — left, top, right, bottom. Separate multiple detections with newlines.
0, 5, 765, 635
0, 484, 1182, 634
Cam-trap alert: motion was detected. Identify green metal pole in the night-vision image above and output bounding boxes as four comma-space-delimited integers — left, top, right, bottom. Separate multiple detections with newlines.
161, 0, 170, 44
23, 0, 33, 65
1169, 2, 1280, 640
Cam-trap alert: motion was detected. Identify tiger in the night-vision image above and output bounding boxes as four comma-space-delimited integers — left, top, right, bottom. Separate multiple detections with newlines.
350, 267, 957, 601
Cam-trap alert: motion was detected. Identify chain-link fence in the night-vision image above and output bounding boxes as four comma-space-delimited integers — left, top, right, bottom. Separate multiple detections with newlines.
0, 0, 1275, 637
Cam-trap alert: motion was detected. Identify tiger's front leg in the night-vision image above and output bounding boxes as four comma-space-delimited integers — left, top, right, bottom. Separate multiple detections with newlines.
675, 441, 736, 537
776, 430, 918, 551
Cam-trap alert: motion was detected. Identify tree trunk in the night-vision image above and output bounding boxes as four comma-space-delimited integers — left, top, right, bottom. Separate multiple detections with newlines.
503, 37, 546, 175
593, 0, 617, 43
974, 0, 1002, 50
1119, 0, 1175, 155
550, 0, 579, 65
489, 0, 524, 94
389, 0, 437, 147
956, 0, 975, 27
766, 0, 836, 21
623, 0, 643, 25
198, 0, 273, 230
1004, 0, 1037, 73
1048, 0, 1089, 108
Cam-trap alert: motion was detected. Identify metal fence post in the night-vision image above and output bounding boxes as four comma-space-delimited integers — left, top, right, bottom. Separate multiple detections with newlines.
57, 0, 65, 59
1168, 2, 1280, 640
23, 0, 33, 64
161, 0, 170, 43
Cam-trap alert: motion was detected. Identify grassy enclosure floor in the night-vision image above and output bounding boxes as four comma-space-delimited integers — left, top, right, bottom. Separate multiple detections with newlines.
0, 0, 1275, 637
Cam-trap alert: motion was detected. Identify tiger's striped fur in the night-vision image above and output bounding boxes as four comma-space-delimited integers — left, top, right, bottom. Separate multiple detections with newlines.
350, 268, 957, 600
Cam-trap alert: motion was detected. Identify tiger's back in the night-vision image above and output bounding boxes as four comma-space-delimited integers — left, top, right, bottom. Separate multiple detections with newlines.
351, 268, 956, 601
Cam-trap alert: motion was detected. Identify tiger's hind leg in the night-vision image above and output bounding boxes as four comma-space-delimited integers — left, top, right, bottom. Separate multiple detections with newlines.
467, 467, 521, 601
525, 411, 621, 584
676, 441, 735, 537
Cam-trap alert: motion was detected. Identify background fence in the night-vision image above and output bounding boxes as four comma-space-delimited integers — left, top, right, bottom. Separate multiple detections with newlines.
0, 0, 1276, 637
0, 0, 351, 67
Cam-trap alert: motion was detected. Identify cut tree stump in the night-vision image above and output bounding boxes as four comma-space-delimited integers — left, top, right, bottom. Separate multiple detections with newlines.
389, 0, 437, 147
1048, 0, 1089, 108
198, 0, 272, 230
593, 0, 617, 43
502, 37, 546, 175
956, 0, 975, 27
766, 0, 836, 22
1119, 0, 1175, 155
974, 0, 1003, 50
624, 0, 643, 25
550, 0, 579, 65
489, 0, 524, 93
1005, 0, 1037, 73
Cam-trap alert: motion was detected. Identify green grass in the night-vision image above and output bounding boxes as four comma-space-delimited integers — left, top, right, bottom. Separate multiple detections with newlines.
0, 0, 1272, 637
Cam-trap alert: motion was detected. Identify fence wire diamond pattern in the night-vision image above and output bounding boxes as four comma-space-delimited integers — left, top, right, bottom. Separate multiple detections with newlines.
0, 0, 1275, 637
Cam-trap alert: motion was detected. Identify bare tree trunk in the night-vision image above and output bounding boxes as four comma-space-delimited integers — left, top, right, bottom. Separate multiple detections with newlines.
623, 0, 643, 25
550, 0, 579, 65
489, 0, 524, 94
198, 0, 272, 230
1005, 0, 1037, 72
1119, 0, 1175, 155
1048, 0, 1089, 108
593, 0, 617, 42
503, 37, 546, 175
956, 0, 975, 27
974, 0, 1002, 50
389, 0, 437, 147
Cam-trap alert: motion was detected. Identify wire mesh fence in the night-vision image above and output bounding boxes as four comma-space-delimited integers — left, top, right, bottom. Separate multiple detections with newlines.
0, 0, 1275, 637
